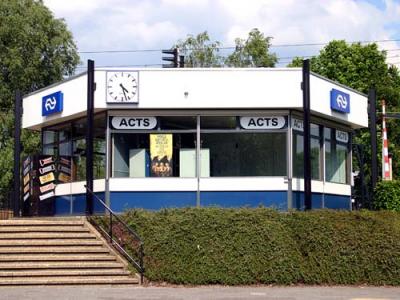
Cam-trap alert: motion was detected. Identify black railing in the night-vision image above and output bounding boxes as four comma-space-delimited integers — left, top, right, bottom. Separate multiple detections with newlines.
84, 186, 144, 283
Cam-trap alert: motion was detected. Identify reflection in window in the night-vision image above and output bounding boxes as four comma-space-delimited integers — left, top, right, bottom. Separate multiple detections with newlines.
158, 116, 196, 129
112, 132, 196, 178
292, 124, 321, 180
325, 128, 348, 184
200, 116, 237, 129
201, 132, 286, 176
42, 113, 106, 182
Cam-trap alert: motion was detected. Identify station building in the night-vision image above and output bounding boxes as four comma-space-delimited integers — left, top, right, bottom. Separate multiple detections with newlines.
22, 68, 368, 215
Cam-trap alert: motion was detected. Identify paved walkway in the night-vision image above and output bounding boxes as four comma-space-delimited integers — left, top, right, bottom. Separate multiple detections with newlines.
0, 286, 399, 300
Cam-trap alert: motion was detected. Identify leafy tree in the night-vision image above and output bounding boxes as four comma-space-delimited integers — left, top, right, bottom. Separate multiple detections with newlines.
174, 31, 222, 67
0, 0, 80, 196
225, 28, 277, 67
174, 29, 277, 68
289, 40, 400, 207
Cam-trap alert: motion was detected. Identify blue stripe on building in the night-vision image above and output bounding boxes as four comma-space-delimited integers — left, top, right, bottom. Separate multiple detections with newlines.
54, 191, 351, 215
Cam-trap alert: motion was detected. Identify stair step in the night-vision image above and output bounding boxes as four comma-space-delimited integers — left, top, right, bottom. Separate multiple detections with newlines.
0, 254, 116, 262
0, 232, 96, 239
0, 261, 125, 269
0, 226, 89, 233
0, 276, 139, 285
0, 269, 131, 277
0, 218, 141, 286
0, 220, 85, 226
0, 239, 103, 246
0, 246, 110, 254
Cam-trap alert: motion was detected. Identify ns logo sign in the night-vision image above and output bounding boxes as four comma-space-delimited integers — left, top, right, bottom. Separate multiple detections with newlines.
330, 89, 350, 113
42, 91, 63, 116
44, 97, 57, 111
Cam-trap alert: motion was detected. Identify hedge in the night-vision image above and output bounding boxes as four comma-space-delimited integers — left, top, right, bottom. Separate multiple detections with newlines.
102, 208, 400, 285
374, 180, 400, 211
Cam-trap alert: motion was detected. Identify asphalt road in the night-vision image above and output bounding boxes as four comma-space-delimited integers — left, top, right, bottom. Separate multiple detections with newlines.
0, 286, 399, 300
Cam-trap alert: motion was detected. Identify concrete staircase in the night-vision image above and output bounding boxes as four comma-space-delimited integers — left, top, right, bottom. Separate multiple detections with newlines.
0, 217, 139, 285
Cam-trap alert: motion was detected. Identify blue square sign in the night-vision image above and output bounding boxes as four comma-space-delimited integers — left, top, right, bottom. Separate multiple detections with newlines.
330, 89, 350, 113
42, 91, 63, 116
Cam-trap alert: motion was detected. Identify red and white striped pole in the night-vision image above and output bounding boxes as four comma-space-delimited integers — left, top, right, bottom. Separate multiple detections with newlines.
382, 100, 391, 180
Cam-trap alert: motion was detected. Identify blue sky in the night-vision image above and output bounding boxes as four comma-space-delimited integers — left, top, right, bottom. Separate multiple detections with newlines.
43, 0, 400, 70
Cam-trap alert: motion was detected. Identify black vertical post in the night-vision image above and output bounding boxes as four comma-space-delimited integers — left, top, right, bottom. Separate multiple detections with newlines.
369, 88, 377, 209
302, 60, 312, 210
86, 60, 95, 215
354, 144, 366, 208
179, 55, 185, 68
13, 90, 22, 217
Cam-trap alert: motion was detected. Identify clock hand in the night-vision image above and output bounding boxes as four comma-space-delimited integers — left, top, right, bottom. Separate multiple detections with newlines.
119, 83, 129, 101
120, 83, 129, 93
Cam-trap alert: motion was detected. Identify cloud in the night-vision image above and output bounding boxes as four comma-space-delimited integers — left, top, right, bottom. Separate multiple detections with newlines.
43, 0, 400, 67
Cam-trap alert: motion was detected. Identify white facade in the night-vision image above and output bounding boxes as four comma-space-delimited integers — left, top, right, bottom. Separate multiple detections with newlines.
23, 68, 368, 130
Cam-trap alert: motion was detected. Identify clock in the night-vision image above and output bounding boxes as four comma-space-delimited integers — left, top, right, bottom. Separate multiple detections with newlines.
106, 71, 138, 103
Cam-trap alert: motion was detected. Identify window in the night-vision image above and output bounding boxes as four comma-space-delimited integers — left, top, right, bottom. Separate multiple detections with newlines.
200, 116, 286, 177
111, 115, 287, 178
325, 128, 349, 184
201, 132, 286, 176
112, 132, 196, 177
200, 116, 236, 129
111, 116, 196, 178
42, 113, 106, 182
292, 123, 321, 180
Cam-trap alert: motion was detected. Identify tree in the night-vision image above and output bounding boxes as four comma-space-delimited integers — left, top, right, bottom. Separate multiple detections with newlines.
225, 28, 277, 67
0, 0, 80, 196
289, 40, 400, 207
174, 31, 222, 67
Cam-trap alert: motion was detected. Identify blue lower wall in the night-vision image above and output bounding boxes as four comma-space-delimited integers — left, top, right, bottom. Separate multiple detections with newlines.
200, 191, 287, 209
110, 191, 197, 211
293, 191, 350, 210
55, 193, 105, 215
54, 191, 351, 215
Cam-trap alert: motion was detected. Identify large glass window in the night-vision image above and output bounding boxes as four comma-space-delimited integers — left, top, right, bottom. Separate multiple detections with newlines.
292, 123, 321, 180
200, 116, 286, 177
325, 128, 349, 184
111, 115, 287, 178
112, 132, 196, 177
42, 113, 106, 182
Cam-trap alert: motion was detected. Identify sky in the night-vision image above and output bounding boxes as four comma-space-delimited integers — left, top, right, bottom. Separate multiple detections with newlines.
43, 0, 400, 71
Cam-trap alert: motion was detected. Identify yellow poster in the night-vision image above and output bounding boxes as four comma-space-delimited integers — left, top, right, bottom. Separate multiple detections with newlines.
150, 134, 173, 177
39, 172, 55, 185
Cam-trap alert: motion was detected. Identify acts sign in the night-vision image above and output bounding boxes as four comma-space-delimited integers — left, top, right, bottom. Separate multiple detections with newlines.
110, 117, 157, 130
240, 116, 286, 129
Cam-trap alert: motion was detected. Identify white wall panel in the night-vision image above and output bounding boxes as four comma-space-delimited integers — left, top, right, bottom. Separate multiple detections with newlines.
23, 73, 88, 130
310, 74, 368, 128
23, 68, 368, 130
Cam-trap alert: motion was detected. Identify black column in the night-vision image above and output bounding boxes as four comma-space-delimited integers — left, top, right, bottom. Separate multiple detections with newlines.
86, 60, 95, 215
369, 88, 377, 209
302, 60, 312, 210
13, 90, 22, 217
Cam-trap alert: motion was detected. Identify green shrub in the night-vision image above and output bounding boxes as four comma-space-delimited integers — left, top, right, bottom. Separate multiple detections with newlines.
103, 208, 400, 285
374, 180, 400, 211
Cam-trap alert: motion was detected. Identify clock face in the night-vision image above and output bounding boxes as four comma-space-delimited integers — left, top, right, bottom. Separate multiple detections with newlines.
106, 71, 138, 103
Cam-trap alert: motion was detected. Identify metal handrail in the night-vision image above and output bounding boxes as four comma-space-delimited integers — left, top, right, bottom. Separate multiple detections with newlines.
84, 185, 144, 283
